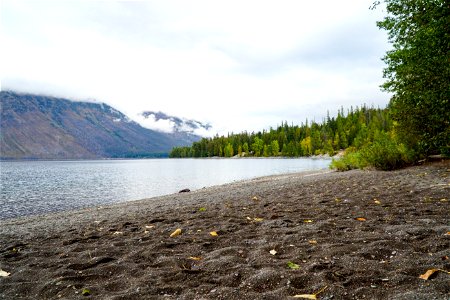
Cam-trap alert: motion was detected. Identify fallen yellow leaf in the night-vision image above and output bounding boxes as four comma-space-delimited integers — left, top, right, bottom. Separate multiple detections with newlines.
170, 228, 182, 237
419, 268, 450, 280
252, 196, 259, 201
374, 200, 381, 205
253, 217, 264, 222
304, 220, 313, 223
188, 256, 202, 261
293, 286, 328, 299
308, 240, 318, 245
293, 295, 316, 299
356, 217, 366, 221
209, 231, 218, 236
419, 269, 438, 280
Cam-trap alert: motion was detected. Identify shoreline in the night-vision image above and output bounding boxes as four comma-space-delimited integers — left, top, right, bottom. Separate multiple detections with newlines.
1, 161, 449, 299
0, 169, 334, 235
0, 164, 332, 222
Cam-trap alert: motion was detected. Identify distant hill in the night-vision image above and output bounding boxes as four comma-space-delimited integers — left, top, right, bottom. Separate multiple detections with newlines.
0, 91, 200, 159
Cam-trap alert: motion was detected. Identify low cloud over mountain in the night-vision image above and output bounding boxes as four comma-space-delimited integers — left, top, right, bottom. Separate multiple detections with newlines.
136, 111, 212, 137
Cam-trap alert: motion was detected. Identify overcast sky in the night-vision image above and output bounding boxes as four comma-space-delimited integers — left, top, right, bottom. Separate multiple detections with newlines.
1, 0, 391, 135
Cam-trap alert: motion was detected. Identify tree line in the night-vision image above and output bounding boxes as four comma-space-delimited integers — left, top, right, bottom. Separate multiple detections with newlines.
170, 105, 392, 158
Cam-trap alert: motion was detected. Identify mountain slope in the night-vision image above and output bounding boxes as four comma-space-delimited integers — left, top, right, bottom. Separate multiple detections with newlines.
0, 91, 200, 159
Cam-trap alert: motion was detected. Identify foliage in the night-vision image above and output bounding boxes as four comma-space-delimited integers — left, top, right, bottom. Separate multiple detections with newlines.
360, 131, 416, 170
331, 131, 417, 171
224, 143, 234, 157
374, 0, 450, 156
330, 147, 367, 171
170, 106, 392, 158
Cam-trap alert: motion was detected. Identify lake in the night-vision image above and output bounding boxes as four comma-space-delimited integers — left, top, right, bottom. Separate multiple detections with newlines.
0, 158, 331, 219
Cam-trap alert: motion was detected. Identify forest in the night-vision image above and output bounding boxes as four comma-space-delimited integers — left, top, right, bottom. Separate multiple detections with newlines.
170, 105, 391, 159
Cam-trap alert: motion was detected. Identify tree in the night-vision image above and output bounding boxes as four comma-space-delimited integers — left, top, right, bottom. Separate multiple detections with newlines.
374, 0, 450, 155
242, 142, 249, 154
237, 145, 243, 157
271, 140, 280, 156
263, 145, 270, 157
224, 143, 234, 157
300, 137, 312, 156
252, 137, 264, 157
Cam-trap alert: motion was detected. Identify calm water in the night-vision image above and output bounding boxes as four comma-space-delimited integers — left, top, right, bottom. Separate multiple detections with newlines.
0, 158, 330, 219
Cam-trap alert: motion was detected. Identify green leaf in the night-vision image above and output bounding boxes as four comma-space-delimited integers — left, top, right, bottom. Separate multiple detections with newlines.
82, 288, 91, 296
287, 261, 300, 270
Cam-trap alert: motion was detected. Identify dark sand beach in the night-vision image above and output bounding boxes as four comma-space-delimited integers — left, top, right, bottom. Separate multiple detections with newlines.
1, 161, 449, 299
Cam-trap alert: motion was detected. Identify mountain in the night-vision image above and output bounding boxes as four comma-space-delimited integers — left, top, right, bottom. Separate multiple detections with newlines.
137, 111, 212, 135
0, 91, 200, 159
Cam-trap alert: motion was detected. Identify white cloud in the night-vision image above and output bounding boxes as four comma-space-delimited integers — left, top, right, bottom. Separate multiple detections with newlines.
134, 113, 176, 133
1, 0, 391, 135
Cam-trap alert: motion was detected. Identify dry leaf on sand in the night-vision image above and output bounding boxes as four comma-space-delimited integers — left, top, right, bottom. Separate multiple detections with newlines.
209, 231, 218, 236
419, 268, 450, 280
170, 228, 182, 238
293, 285, 328, 299
356, 217, 366, 221
188, 256, 202, 261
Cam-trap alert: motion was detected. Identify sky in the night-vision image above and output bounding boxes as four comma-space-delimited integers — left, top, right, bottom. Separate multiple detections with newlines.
1, 0, 391, 136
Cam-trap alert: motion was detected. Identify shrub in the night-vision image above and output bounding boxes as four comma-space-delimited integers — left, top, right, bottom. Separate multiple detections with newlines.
330, 132, 416, 171
360, 131, 416, 170
330, 147, 367, 171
